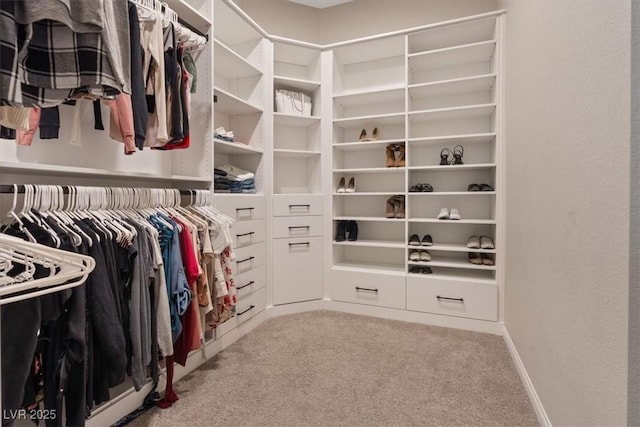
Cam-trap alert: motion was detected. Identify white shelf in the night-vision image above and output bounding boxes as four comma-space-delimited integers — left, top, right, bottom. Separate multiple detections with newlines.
408, 258, 496, 271
214, 192, 264, 197
407, 268, 496, 285
274, 113, 320, 127
409, 103, 496, 122
334, 216, 406, 222
408, 218, 496, 224
333, 139, 406, 151
334, 87, 405, 107
214, 39, 262, 79
333, 167, 405, 175
332, 262, 406, 275
333, 192, 400, 196
214, 87, 263, 115
273, 149, 321, 158
333, 239, 406, 249
408, 191, 496, 196
0, 161, 211, 183
408, 133, 496, 146
274, 76, 321, 93
408, 243, 496, 254
408, 17, 496, 55
408, 74, 496, 100
214, 139, 263, 155
333, 112, 405, 128
409, 40, 496, 71
408, 163, 496, 171
164, 0, 211, 35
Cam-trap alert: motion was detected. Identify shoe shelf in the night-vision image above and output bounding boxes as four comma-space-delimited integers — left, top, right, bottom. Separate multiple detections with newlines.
273, 149, 321, 158
334, 239, 406, 249
333, 192, 400, 196
332, 262, 406, 275
408, 74, 496, 111
407, 268, 497, 285
333, 87, 405, 120
408, 133, 496, 146
408, 191, 496, 196
333, 167, 404, 174
409, 218, 496, 224
334, 216, 406, 222
214, 138, 264, 155
409, 243, 496, 254
274, 113, 320, 127
408, 258, 496, 271
333, 112, 406, 129
407, 163, 496, 171
333, 139, 406, 151
408, 16, 496, 54
409, 103, 496, 122
214, 87, 263, 115
214, 38, 262, 80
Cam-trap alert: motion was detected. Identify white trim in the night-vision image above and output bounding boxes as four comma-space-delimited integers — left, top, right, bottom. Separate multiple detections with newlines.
268, 300, 326, 317
503, 326, 552, 427
223, 0, 269, 37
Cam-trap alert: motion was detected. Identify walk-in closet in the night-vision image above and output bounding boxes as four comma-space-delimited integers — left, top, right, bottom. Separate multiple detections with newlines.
0, 0, 636, 426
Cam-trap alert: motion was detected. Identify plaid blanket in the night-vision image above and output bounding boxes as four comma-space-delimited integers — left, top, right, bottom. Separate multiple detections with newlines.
0, 1, 123, 107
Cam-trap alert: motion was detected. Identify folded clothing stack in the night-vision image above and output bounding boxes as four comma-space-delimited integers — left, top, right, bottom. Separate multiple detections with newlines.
214, 127, 235, 142
214, 164, 256, 193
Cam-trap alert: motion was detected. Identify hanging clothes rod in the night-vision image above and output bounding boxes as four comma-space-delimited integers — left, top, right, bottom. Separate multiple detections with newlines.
0, 185, 197, 196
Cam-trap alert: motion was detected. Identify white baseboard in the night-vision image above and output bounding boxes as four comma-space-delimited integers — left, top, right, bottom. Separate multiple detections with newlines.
503, 326, 551, 427
267, 299, 326, 317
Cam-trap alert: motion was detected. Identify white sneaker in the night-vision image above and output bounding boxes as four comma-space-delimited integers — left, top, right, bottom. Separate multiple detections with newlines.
449, 208, 461, 220
437, 208, 450, 220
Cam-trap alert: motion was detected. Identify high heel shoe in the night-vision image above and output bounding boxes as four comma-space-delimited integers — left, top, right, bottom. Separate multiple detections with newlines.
371, 127, 379, 141
385, 145, 396, 167
395, 144, 405, 167
359, 129, 367, 141
346, 177, 356, 193
337, 177, 346, 193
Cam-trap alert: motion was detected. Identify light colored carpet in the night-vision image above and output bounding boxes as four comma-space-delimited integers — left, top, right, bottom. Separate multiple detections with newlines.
129, 310, 538, 427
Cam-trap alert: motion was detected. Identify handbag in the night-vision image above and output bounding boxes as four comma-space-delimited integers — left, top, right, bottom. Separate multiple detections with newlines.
275, 89, 312, 116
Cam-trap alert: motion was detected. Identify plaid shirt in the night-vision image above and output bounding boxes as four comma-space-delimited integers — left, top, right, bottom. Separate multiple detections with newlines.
1, 1, 122, 107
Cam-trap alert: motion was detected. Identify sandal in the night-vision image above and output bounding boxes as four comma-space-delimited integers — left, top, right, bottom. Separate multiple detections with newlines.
467, 183, 481, 191
451, 145, 464, 165
439, 148, 453, 165
409, 184, 422, 192
480, 183, 494, 191
422, 183, 434, 192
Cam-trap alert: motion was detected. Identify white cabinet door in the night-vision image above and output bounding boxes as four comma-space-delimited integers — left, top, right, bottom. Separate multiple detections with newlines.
273, 236, 323, 305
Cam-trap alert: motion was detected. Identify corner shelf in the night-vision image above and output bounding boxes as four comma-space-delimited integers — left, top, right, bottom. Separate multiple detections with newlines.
274, 113, 321, 127
214, 139, 263, 155
214, 87, 263, 114
214, 39, 262, 79
274, 76, 321, 93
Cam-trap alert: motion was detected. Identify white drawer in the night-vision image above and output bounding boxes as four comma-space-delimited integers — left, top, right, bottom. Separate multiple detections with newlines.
231, 220, 265, 248
272, 237, 323, 305
272, 215, 323, 239
273, 194, 323, 217
215, 196, 265, 221
232, 242, 266, 275
330, 269, 405, 309
235, 265, 266, 300
236, 287, 267, 326
406, 277, 497, 321
214, 316, 237, 339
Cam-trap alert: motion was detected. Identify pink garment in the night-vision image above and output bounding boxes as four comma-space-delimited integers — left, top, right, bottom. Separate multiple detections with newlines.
107, 94, 136, 155
16, 107, 40, 146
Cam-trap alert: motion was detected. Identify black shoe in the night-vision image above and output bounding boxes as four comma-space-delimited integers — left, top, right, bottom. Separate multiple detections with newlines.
451, 145, 464, 165
346, 220, 358, 241
335, 220, 347, 242
421, 235, 433, 246
421, 266, 433, 274
409, 234, 420, 246
439, 148, 452, 165
409, 265, 422, 274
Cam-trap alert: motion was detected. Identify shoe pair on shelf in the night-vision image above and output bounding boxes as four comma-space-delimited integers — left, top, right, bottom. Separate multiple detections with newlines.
337, 177, 356, 193
214, 127, 235, 142
466, 235, 495, 249
386, 144, 405, 168
409, 234, 433, 246
386, 195, 405, 218
468, 252, 494, 266
335, 220, 358, 242
409, 265, 433, 274
409, 249, 431, 261
439, 145, 464, 165
467, 183, 494, 192
409, 183, 433, 192
437, 208, 461, 220
359, 127, 379, 142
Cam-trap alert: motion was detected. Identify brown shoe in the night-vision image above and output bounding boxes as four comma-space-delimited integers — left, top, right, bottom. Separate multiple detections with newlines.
386, 145, 396, 167
359, 129, 367, 141
395, 144, 405, 167
385, 197, 396, 218
393, 195, 405, 218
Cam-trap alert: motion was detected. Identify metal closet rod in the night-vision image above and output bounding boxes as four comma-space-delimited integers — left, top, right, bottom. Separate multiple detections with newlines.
0, 185, 198, 195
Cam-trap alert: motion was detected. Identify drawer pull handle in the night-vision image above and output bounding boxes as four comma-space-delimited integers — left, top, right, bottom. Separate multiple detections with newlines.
355, 286, 378, 293
288, 225, 310, 230
237, 305, 255, 316
289, 204, 310, 208
236, 207, 255, 212
236, 281, 255, 290
237, 256, 255, 264
437, 296, 464, 302
289, 242, 310, 247
236, 232, 255, 238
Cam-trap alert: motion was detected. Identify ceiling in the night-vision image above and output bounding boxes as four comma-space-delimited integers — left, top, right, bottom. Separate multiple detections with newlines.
287, 0, 353, 9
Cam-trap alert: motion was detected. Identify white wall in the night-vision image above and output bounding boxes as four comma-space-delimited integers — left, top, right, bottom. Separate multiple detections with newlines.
503, 1, 631, 425
232, 0, 498, 44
